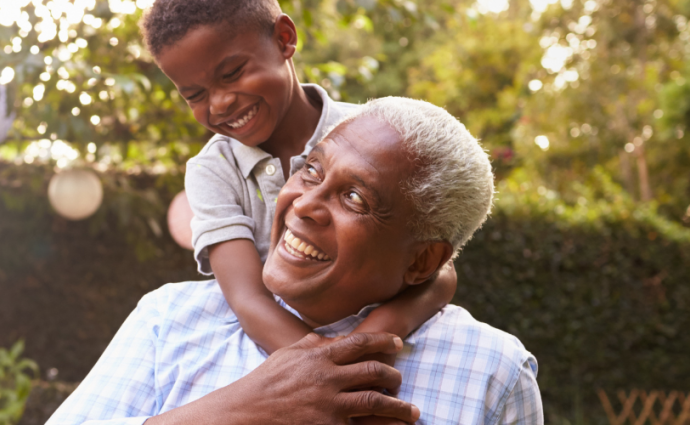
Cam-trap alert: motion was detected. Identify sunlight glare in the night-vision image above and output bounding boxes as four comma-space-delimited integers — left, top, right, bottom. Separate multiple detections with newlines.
535, 135, 550, 150
542, 44, 573, 73
476, 0, 509, 14
0, 67, 15, 85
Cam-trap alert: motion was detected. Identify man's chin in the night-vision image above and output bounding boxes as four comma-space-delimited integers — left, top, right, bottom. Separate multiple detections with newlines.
263, 267, 324, 303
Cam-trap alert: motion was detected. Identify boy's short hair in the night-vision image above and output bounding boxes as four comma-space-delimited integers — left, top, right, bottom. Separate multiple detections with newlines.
140, 0, 282, 58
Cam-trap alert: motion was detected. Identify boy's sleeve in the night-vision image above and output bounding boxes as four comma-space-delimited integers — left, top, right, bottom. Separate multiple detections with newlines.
186, 153, 256, 275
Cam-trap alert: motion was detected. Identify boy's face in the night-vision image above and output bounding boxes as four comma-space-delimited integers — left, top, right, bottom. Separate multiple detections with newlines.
157, 20, 295, 147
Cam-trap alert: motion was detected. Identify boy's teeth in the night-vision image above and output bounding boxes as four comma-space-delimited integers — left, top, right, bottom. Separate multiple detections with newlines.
283, 229, 330, 261
227, 105, 257, 129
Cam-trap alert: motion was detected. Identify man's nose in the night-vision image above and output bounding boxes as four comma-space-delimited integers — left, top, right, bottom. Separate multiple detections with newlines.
292, 186, 331, 226
209, 88, 237, 117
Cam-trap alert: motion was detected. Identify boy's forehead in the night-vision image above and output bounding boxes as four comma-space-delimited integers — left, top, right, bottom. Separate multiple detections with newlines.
157, 24, 270, 83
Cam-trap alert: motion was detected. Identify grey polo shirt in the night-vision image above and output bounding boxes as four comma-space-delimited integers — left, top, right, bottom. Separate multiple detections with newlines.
185, 84, 359, 274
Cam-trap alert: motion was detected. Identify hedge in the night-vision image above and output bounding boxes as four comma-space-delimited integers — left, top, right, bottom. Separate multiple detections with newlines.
454, 169, 690, 423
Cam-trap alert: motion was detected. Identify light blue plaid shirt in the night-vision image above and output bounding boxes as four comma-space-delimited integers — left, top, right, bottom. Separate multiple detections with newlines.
47, 280, 543, 425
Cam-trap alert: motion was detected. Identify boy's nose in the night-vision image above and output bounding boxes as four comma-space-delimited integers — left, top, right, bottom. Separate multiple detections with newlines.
209, 89, 237, 117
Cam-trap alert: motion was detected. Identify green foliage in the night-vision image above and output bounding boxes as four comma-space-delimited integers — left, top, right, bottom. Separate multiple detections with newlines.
1, 0, 687, 219
0, 341, 38, 425
455, 168, 690, 424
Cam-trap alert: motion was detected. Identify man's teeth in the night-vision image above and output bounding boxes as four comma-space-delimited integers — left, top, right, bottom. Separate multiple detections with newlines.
227, 105, 258, 129
284, 229, 330, 261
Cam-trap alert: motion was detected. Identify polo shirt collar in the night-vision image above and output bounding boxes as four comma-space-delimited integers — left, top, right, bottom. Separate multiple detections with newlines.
229, 141, 272, 179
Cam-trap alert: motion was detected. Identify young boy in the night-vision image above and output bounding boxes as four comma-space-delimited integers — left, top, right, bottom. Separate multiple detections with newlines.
140, 0, 457, 354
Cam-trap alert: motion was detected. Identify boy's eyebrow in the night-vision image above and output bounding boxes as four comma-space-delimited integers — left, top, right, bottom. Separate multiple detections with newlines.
178, 55, 244, 92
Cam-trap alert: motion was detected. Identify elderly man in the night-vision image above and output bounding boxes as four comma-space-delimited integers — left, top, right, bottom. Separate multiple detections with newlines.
47, 98, 542, 425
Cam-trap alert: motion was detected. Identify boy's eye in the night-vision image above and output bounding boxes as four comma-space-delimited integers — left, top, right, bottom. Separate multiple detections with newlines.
185, 91, 203, 102
223, 65, 244, 80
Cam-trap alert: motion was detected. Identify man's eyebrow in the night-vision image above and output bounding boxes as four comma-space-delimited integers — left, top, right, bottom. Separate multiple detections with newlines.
178, 55, 242, 92
310, 144, 326, 157
347, 172, 385, 207
311, 143, 387, 209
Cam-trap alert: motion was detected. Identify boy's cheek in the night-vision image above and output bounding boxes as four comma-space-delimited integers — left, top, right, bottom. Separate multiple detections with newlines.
190, 106, 212, 130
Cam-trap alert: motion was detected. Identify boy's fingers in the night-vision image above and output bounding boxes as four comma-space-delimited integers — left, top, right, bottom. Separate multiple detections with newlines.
336, 361, 402, 394
324, 333, 403, 365
336, 391, 420, 423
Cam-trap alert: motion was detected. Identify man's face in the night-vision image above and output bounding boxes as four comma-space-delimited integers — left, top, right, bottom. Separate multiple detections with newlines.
157, 23, 293, 147
263, 116, 421, 326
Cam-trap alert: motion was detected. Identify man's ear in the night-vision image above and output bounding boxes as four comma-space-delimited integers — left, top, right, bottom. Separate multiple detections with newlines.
403, 241, 453, 285
273, 14, 297, 59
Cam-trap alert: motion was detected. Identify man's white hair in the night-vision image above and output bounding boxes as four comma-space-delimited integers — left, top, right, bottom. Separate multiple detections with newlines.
329, 97, 494, 255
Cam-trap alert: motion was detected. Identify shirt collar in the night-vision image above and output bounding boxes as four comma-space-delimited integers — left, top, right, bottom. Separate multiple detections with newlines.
229, 84, 336, 179
276, 298, 381, 338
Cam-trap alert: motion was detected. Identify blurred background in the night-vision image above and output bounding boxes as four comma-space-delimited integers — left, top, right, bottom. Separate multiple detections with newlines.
0, 0, 689, 423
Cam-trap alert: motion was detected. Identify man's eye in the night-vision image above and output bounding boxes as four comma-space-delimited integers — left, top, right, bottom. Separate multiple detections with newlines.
347, 191, 364, 205
306, 165, 319, 178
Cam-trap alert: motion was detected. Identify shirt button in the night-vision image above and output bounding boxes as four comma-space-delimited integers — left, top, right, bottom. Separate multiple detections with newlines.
265, 164, 276, 176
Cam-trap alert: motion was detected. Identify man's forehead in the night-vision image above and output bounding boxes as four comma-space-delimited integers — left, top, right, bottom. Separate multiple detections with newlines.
328, 116, 405, 157
315, 119, 402, 172
312, 117, 415, 207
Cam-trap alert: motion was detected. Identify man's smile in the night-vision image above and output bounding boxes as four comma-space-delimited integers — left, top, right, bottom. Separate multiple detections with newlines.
283, 228, 331, 261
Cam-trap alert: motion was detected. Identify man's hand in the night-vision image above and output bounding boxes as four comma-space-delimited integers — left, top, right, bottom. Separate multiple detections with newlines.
147, 332, 420, 425
351, 417, 411, 425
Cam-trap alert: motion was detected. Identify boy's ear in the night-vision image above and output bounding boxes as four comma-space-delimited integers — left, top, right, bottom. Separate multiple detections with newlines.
273, 14, 297, 59
403, 241, 453, 286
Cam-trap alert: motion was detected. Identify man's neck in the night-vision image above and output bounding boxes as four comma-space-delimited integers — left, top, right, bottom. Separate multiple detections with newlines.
260, 73, 323, 179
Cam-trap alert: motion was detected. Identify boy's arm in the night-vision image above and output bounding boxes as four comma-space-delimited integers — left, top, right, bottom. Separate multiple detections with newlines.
209, 239, 312, 353
352, 260, 457, 339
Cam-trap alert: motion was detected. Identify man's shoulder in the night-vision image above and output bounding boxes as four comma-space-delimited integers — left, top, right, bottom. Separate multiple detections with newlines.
399, 306, 540, 424
139, 280, 236, 323
412, 304, 534, 372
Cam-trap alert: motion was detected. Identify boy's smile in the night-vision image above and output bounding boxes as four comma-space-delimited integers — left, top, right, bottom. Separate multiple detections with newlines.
156, 23, 295, 148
